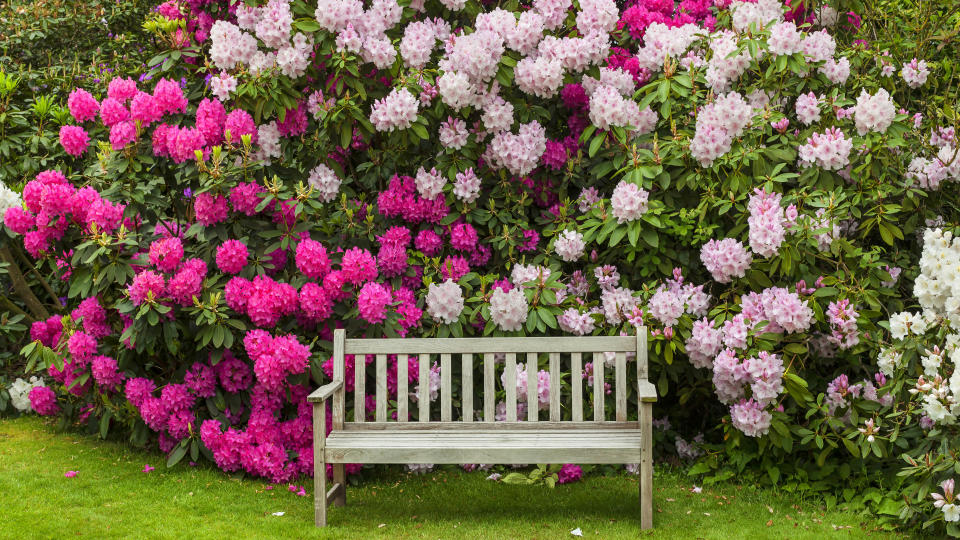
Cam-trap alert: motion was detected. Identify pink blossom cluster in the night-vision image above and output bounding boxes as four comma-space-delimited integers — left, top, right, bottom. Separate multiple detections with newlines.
826, 299, 859, 349
794, 92, 821, 126
700, 238, 751, 283
489, 287, 529, 331
484, 121, 547, 177
747, 188, 792, 258
852, 89, 896, 135
369, 88, 419, 132
610, 181, 650, 223
225, 274, 299, 326
901, 58, 930, 88
588, 85, 658, 132
377, 174, 450, 224
690, 92, 754, 166
244, 330, 311, 392
646, 269, 710, 327
4, 170, 125, 258
729, 398, 772, 437
798, 127, 852, 171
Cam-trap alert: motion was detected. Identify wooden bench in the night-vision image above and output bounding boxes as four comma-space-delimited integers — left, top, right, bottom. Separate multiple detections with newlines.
308, 326, 657, 529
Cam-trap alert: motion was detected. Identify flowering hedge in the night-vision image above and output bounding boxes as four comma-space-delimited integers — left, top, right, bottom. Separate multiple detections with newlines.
4, 0, 960, 534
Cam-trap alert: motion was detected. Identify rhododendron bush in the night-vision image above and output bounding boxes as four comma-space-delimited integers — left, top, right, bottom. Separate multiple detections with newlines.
4, 0, 960, 533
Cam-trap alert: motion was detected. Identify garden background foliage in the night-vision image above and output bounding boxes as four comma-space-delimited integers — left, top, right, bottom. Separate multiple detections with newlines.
2, 0, 960, 534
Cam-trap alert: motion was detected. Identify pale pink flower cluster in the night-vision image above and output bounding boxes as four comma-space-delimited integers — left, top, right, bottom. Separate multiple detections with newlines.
511, 264, 550, 287
370, 88, 419, 132
453, 168, 481, 203
438, 117, 469, 149
690, 92, 753, 166
704, 32, 750, 92
801, 30, 836, 63
489, 287, 528, 331
819, 56, 850, 85
906, 156, 949, 190
414, 167, 445, 200
741, 287, 814, 334
307, 164, 341, 203
440, 30, 504, 85
747, 188, 788, 258
901, 58, 930, 88
852, 89, 896, 135
209, 21, 259, 70
730, 398, 773, 437
400, 21, 441, 69
581, 67, 634, 97
575, 0, 618, 35
794, 92, 821, 126
426, 279, 464, 324
636, 23, 702, 72
826, 299, 859, 349
700, 238, 751, 283
484, 121, 547, 176
610, 181, 649, 223
515, 57, 564, 98
601, 286, 638, 325
536, 33, 610, 73
589, 86, 658, 132
798, 127, 852, 171
766, 21, 803, 56
558, 308, 596, 336
647, 270, 711, 328
554, 229, 585, 262
533, 0, 572, 31
210, 72, 237, 102
686, 318, 723, 369
730, 0, 783, 33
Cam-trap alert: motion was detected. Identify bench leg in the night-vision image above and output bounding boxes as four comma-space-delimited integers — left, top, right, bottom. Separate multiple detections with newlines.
313, 403, 327, 527
639, 401, 653, 530
332, 464, 346, 507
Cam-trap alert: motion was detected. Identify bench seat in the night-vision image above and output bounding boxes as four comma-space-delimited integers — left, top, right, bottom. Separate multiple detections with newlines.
325, 426, 645, 464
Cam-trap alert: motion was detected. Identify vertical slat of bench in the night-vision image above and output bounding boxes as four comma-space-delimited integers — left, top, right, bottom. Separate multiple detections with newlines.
375, 354, 387, 422
441, 353, 452, 422
505, 353, 517, 422
354, 354, 365, 423
398, 354, 408, 422
462, 354, 473, 422
593, 353, 605, 422
483, 353, 494, 422
526, 353, 537, 422
333, 330, 345, 430
615, 351, 627, 422
419, 353, 430, 422
549, 352, 560, 422
572, 352, 583, 422
636, 325, 649, 380
331, 329, 345, 507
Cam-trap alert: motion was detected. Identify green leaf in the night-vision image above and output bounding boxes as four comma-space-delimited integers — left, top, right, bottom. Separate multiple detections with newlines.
166, 443, 188, 468
588, 134, 603, 158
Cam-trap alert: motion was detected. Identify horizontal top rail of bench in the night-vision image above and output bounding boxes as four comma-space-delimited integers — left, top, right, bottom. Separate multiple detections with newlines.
343, 335, 637, 354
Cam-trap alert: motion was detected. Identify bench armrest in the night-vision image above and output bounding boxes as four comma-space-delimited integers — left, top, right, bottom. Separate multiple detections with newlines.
308, 380, 343, 403
637, 380, 657, 403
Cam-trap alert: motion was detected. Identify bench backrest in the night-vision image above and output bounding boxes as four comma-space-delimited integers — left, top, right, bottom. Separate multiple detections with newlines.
328, 326, 648, 427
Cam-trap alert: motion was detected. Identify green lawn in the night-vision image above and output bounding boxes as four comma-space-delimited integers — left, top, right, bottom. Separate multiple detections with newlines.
0, 416, 896, 539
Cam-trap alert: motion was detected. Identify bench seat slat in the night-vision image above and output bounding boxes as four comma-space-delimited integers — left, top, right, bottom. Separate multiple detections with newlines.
324, 429, 644, 464
345, 336, 636, 354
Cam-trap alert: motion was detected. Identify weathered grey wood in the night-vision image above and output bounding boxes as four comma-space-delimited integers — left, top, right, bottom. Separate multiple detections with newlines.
376, 354, 387, 423
549, 353, 560, 422
593, 353, 605, 422
324, 429, 644, 464
441, 353, 452, 422
341, 421, 641, 431
332, 330, 345, 431
462, 354, 473, 422
616, 351, 627, 422
345, 335, 636, 354
419, 353, 430, 422
526, 353, 537, 422
398, 354, 408, 422
636, 326, 648, 379
640, 401, 654, 530
330, 329, 347, 508
312, 327, 655, 529
354, 354, 365, 423
572, 352, 583, 422
325, 483, 344, 507
505, 353, 517, 422
308, 380, 342, 403
483, 353, 494, 422
313, 402, 326, 527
